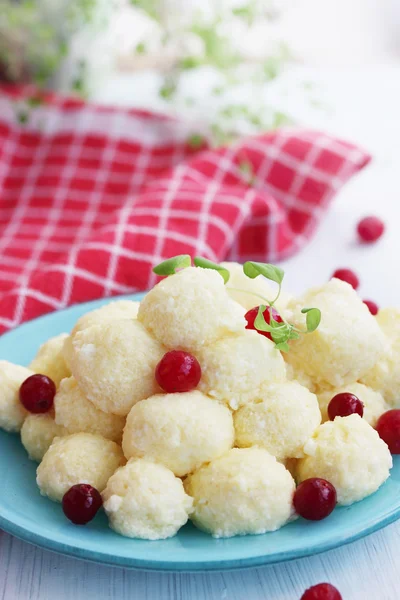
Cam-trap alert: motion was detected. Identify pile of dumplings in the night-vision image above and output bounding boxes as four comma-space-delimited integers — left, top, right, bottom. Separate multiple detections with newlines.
0, 262, 396, 540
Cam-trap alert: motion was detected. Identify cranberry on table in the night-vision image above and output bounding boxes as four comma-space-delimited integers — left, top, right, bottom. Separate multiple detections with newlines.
62, 484, 103, 525
300, 583, 342, 600
156, 350, 201, 393
363, 299, 379, 316
376, 410, 400, 454
328, 392, 364, 421
245, 305, 283, 341
357, 216, 385, 243
19, 374, 56, 413
294, 478, 337, 521
332, 268, 359, 290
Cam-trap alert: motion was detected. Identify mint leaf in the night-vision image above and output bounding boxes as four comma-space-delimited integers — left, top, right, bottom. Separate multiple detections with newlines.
288, 329, 300, 340
275, 342, 290, 352
153, 255, 191, 276
301, 307, 321, 332
193, 257, 230, 283
254, 306, 274, 332
243, 261, 284, 285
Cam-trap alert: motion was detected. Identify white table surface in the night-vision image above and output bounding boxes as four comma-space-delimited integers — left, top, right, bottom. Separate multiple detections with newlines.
1, 65, 400, 599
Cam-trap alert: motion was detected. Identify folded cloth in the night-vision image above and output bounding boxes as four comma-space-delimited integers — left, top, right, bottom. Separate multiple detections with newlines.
0, 86, 370, 333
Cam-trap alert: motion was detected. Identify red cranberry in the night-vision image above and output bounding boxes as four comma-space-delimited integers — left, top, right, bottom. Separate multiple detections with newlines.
62, 484, 102, 525
376, 410, 400, 454
294, 478, 337, 521
357, 216, 385, 243
19, 374, 56, 413
156, 350, 201, 393
245, 305, 284, 341
328, 392, 364, 420
332, 268, 359, 290
363, 299, 379, 315
301, 583, 342, 600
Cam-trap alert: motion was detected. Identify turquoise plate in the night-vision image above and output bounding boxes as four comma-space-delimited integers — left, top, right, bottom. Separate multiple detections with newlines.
0, 293, 399, 571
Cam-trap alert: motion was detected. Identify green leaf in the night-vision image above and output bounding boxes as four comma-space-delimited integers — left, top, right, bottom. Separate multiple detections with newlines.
254, 306, 276, 333
275, 342, 290, 352
288, 329, 300, 340
301, 307, 321, 332
135, 42, 146, 54
193, 257, 230, 283
243, 262, 284, 285
187, 134, 206, 149
153, 255, 191, 276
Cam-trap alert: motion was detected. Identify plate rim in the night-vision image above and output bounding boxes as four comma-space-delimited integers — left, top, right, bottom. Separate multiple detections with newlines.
1, 505, 399, 572
0, 293, 399, 572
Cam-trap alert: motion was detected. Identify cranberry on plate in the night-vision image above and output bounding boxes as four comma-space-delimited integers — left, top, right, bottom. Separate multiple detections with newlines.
62, 484, 103, 525
245, 305, 283, 341
156, 350, 201, 393
376, 410, 400, 454
363, 299, 379, 315
300, 582, 342, 600
331, 268, 359, 290
328, 392, 364, 420
294, 478, 337, 521
19, 374, 56, 413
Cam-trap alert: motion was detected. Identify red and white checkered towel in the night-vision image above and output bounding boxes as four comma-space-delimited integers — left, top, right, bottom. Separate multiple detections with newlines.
0, 86, 371, 333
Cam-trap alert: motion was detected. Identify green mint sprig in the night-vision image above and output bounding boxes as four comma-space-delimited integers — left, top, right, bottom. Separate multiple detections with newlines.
242, 261, 321, 351
152, 257, 321, 351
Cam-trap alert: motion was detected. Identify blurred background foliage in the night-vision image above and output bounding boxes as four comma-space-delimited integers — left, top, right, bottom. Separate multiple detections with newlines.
0, 0, 295, 144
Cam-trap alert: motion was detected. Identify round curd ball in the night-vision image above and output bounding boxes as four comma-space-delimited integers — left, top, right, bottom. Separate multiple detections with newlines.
234, 382, 321, 461
0, 361, 34, 432
63, 300, 140, 368
21, 414, 66, 462
361, 308, 400, 407
29, 333, 71, 388
221, 261, 292, 312
138, 267, 246, 352
54, 376, 125, 442
69, 319, 165, 416
286, 362, 317, 393
36, 433, 125, 502
184, 447, 295, 538
102, 458, 193, 539
318, 382, 387, 427
296, 414, 392, 505
284, 279, 386, 389
122, 391, 234, 476
197, 329, 286, 410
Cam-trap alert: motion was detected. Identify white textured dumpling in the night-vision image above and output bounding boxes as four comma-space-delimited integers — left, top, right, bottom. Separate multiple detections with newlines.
286, 363, 317, 393
122, 391, 234, 476
197, 329, 286, 410
63, 300, 140, 368
185, 448, 295, 538
21, 414, 66, 462
54, 377, 125, 442
138, 267, 246, 351
234, 382, 321, 461
29, 333, 71, 388
317, 382, 387, 427
69, 319, 165, 416
102, 458, 193, 540
297, 414, 392, 505
36, 433, 125, 502
284, 279, 386, 388
221, 261, 292, 312
361, 308, 400, 407
0, 361, 34, 432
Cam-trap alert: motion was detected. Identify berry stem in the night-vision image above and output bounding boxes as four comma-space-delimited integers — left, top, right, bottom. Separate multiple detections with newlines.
226, 286, 275, 306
